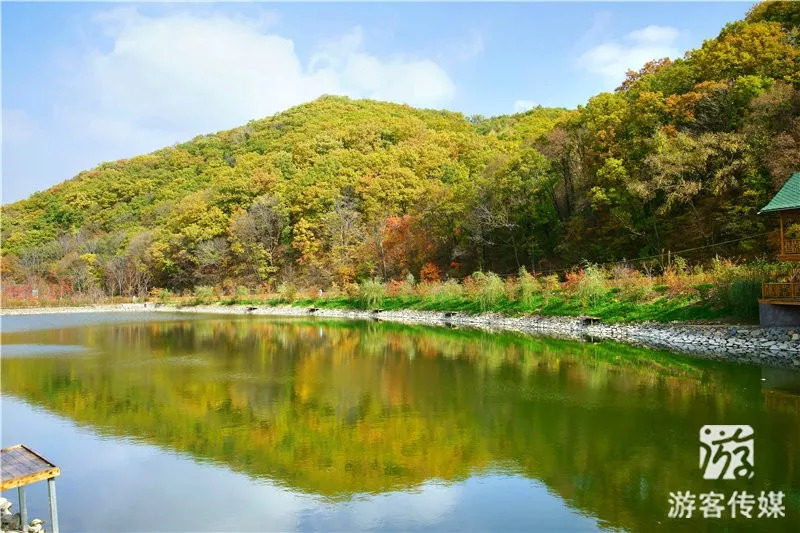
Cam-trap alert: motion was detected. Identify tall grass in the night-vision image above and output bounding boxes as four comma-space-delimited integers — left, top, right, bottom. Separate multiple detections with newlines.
725, 281, 761, 321
574, 265, 606, 309
192, 285, 214, 304
470, 271, 506, 311
141, 259, 791, 324
277, 282, 298, 302
517, 267, 541, 305
359, 278, 385, 308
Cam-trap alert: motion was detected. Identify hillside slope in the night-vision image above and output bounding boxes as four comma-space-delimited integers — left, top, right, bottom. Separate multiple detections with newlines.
2, 1, 799, 296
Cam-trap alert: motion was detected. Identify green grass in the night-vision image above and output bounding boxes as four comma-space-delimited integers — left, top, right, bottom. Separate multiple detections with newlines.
217, 289, 736, 324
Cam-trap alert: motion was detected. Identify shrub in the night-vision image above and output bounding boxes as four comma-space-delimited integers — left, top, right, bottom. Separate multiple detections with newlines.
415, 280, 462, 300
413, 281, 434, 298
611, 266, 651, 302
504, 276, 518, 300
277, 282, 298, 302
563, 270, 583, 293
471, 271, 506, 311
221, 279, 237, 297
625, 284, 651, 302
419, 262, 441, 283
673, 255, 689, 275
336, 266, 357, 285
517, 267, 542, 305
343, 282, 360, 298
235, 286, 250, 302
386, 280, 404, 297
576, 265, 606, 308
430, 279, 464, 300
359, 278, 385, 308
326, 282, 342, 298
692, 283, 715, 302
610, 264, 632, 281
461, 274, 478, 297
709, 259, 770, 321
662, 256, 691, 296
152, 288, 172, 303
539, 275, 560, 304
726, 281, 761, 321
193, 285, 214, 304
390, 273, 417, 297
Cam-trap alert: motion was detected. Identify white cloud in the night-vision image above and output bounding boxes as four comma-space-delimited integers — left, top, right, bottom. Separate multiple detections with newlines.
513, 100, 536, 113
578, 24, 680, 85
339, 480, 461, 530
312, 27, 455, 107
628, 25, 679, 44
2, 8, 456, 202
83, 10, 320, 139
82, 11, 454, 138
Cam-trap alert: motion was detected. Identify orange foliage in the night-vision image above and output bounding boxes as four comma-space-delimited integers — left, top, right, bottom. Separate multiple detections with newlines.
419, 262, 442, 283
381, 215, 436, 276
563, 270, 584, 293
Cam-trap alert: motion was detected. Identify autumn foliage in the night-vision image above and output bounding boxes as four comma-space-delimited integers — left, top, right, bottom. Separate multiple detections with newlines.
2, 2, 799, 300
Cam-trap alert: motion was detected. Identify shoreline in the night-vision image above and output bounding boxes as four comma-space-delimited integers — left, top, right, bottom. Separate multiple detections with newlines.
2, 303, 799, 369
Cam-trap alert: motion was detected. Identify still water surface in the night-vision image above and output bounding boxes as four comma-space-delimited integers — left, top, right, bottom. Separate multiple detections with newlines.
1, 313, 799, 531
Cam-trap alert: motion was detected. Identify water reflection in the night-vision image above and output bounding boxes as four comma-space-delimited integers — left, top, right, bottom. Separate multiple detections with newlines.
1, 314, 798, 531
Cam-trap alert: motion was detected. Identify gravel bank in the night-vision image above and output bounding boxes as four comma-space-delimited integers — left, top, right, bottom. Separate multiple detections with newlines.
3, 303, 799, 368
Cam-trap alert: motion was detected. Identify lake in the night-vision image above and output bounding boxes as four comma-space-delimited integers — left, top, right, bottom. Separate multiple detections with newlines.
1, 313, 798, 531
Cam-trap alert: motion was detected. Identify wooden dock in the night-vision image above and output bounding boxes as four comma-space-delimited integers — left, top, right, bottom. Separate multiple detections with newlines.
1, 445, 60, 491
1, 445, 60, 533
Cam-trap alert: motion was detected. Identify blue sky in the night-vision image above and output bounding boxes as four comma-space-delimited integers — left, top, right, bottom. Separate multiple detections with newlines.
2, 2, 754, 203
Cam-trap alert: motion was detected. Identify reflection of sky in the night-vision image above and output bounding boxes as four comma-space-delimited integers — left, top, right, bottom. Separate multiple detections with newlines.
0, 312, 200, 333
1, 397, 601, 532
299, 476, 601, 532
0, 344, 90, 358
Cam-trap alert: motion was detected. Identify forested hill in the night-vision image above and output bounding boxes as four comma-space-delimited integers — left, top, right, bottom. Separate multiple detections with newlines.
2, 1, 800, 296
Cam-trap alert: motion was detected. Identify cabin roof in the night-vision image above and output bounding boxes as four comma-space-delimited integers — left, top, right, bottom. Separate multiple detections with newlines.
761, 172, 800, 213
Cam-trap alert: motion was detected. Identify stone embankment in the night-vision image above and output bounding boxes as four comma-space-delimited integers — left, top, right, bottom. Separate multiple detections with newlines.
3, 303, 799, 368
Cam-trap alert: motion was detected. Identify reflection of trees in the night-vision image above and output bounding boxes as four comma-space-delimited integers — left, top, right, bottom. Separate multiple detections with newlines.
2, 318, 798, 532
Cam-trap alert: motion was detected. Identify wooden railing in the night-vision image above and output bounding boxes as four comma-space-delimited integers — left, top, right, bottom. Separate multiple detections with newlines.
762, 282, 800, 300
782, 239, 800, 255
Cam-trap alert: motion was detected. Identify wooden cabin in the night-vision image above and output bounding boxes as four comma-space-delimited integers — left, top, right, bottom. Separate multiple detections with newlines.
759, 171, 800, 326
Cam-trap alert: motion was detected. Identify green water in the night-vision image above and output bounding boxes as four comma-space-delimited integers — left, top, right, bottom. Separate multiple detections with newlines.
1, 313, 798, 532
